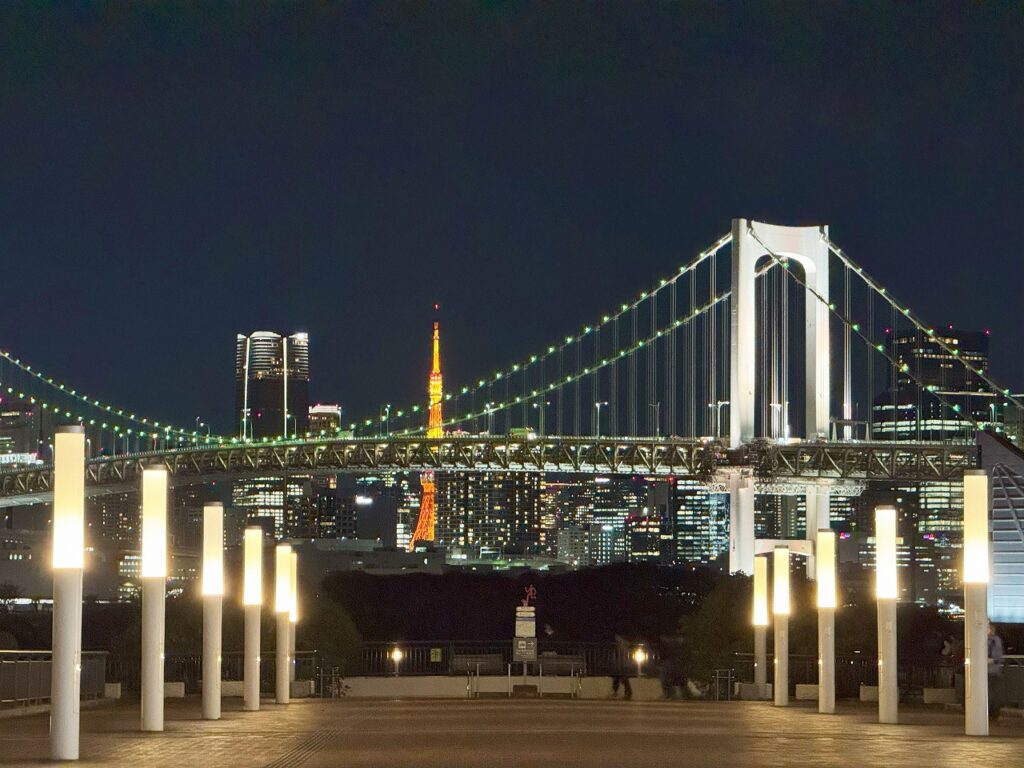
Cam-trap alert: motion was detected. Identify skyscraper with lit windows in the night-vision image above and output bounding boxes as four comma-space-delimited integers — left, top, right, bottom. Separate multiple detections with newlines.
235, 331, 310, 440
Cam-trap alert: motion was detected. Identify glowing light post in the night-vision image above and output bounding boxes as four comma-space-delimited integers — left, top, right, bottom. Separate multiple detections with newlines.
816, 529, 837, 714
963, 470, 990, 736
752, 555, 769, 689
51, 426, 85, 761
201, 503, 224, 720
275, 544, 293, 704
875, 506, 898, 724
391, 647, 404, 676
772, 546, 790, 707
243, 527, 263, 711
141, 466, 168, 732
633, 647, 648, 678
289, 550, 298, 683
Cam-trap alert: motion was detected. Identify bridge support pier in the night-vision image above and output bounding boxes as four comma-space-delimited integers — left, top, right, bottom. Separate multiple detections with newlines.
729, 475, 755, 575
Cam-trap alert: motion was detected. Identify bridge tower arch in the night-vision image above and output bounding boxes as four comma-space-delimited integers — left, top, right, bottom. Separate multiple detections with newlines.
729, 219, 830, 448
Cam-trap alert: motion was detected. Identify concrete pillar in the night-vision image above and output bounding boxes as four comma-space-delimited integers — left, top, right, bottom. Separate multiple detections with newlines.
140, 467, 167, 733
243, 527, 263, 712
876, 506, 898, 724
963, 470, 990, 735
202, 503, 224, 720
773, 546, 790, 706
729, 475, 755, 575
753, 555, 769, 689
817, 529, 837, 714
50, 426, 85, 761
275, 544, 292, 705
729, 220, 830, 447
289, 623, 297, 683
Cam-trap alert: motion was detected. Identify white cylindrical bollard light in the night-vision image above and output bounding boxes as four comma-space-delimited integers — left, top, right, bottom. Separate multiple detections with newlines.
140, 466, 168, 732
243, 527, 263, 711
289, 551, 298, 683
275, 544, 293, 704
817, 528, 837, 714
51, 426, 86, 761
202, 503, 224, 720
753, 555, 769, 688
963, 470, 990, 736
876, 505, 898, 724
773, 546, 790, 707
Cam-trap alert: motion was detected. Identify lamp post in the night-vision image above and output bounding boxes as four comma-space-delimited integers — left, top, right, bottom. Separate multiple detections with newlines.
391, 647, 404, 676
201, 503, 224, 720
875, 505, 898, 724
140, 466, 168, 732
289, 551, 298, 684
633, 646, 648, 678
710, 400, 730, 439
485, 402, 496, 435
649, 402, 661, 438
51, 425, 85, 761
243, 527, 263, 711
772, 546, 790, 707
752, 555, 769, 691
380, 404, 392, 437
963, 470, 990, 735
594, 401, 608, 437
532, 400, 550, 436
275, 544, 293, 704
816, 529, 837, 714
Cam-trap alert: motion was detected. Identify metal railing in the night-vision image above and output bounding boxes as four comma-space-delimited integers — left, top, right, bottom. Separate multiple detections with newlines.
0, 650, 107, 709
349, 641, 647, 677
107, 651, 321, 694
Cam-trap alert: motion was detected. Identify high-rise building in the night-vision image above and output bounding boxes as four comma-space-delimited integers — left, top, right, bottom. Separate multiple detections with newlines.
232, 474, 309, 539
0, 395, 39, 464
436, 472, 541, 558
235, 331, 310, 440
308, 404, 342, 436
670, 479, 730, 567
872, 328, 993, 441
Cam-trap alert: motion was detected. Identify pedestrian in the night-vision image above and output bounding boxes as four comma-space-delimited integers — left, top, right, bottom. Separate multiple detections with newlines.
988, 624, 1004, 719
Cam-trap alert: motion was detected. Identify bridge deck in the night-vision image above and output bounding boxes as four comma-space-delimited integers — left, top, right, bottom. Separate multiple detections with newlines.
1, 698, 1020, 767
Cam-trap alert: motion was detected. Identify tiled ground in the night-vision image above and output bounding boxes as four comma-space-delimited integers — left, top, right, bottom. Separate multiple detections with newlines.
1, 697, 1021, 767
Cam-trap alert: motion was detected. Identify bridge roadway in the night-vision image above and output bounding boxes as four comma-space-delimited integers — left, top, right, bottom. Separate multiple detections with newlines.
0, 435, 978, 507
1, 698, 1021, 767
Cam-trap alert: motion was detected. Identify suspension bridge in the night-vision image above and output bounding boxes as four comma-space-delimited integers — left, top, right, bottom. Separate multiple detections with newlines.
0, 219, 1015, 572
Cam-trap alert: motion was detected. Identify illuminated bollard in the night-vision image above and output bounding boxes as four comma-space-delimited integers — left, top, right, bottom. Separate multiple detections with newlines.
876, 506, 898, 724
275, 544, 293, 704
243, 527, 263, 711
202, 503, 224, 720
773, 546, 790, 707
289, 551, 298, 683
963, 470, 990, 736
817, 529, 837, 714
752, 555, 769, 689
141, 467, 168, 732
51, 426, 85, 761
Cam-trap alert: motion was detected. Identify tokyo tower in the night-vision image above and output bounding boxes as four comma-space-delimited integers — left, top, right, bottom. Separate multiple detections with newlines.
409, 313, 443, 549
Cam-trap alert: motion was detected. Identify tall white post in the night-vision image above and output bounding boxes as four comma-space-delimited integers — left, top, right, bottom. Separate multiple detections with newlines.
816, 529, 837, 714
753, 555, 769, 690
963, 470, 990, 736
773, 546, 790, 706
243, 527, 263, 711
876, 505, 898, 724
202, 503, 224, 720
275, 544, 293, 704
140, 466, 167, 732
729, 220, 830, 447
805, 484, 830, 578
51, 426, 85, 761
289, 550, 298, 683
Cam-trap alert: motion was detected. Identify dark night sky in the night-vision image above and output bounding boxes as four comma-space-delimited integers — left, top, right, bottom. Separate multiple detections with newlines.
1, 3, 1022, 434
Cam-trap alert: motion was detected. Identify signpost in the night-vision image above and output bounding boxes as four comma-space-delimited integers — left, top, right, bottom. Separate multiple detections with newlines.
513, 585, 538, 686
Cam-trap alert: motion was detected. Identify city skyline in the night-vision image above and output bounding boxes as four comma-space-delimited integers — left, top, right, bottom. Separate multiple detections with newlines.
1, 4, 1022, 432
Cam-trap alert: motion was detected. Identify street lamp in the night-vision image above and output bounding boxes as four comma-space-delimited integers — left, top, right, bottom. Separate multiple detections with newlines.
875, 505, 898, 724
243, 527, 263, 712
772, 546, 790, 707
202, 503, 224, 721
709, 400, 730, 439
816, 529, 837, 714
632, 646, 648, 678
275, 544, 293, 705
391, 646, 404, 676
141, 465, 168, 732
531, 400, 550, 436
380, 404, 392, 437
289, 551, 298, 684
752, 555, 769, 690
649, 402, 661, 438
51, 426, 85, 761
963, 470, 990, 736
484, 402, 496, 435
594, 401, 608, 437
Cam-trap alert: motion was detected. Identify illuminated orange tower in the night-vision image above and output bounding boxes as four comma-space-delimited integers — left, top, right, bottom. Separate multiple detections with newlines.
410, 314, 443, 549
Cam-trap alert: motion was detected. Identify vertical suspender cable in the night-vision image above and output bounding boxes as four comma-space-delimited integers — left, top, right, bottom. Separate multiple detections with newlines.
843, 264, 852, 436
689, 274, 696, 438
629, 307, 638, 436
669, 279, 677, 436
610, 316, 619, 435
574, 336, 581, 436
649, 294, 657, 435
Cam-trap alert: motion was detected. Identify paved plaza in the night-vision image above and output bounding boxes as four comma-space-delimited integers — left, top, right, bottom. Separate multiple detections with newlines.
1, 698, 1022, 767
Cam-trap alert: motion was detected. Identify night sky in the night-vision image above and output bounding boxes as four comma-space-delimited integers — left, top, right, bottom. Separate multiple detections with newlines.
1, 4, 1022, 434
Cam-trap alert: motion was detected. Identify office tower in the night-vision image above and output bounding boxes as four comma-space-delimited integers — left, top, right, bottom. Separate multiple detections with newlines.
235, 331, 310, 440
308, 404, 342, 436
872, 327, 991, 440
